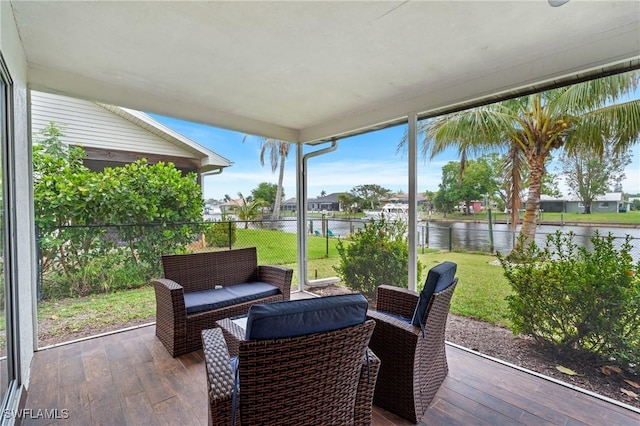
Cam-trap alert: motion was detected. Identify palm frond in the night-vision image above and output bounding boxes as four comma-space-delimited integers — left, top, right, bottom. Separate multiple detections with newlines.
573, 99, 640, 155
552, 72, 640, 115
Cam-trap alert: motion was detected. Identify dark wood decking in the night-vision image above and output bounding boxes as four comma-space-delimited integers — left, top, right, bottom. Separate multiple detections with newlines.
23, 325, 640, 426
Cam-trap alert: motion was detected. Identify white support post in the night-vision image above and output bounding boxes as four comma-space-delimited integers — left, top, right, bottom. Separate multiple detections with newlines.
295, 143, 306, 292
408, 113, 418, 291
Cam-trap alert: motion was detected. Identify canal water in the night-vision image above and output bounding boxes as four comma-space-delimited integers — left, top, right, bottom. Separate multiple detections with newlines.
307, 217, 639, 261
204, 214, 639, 260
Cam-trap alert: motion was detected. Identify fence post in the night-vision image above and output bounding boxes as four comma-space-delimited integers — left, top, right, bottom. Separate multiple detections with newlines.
448, 226, 452, 252
426, 224, 429, 248
488, 208, 494, 253
228, 221, 232, 250
325, 232, 329, 257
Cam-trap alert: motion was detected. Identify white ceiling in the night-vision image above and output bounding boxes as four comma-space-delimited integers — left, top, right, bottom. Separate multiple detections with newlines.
11, 0, 640, 143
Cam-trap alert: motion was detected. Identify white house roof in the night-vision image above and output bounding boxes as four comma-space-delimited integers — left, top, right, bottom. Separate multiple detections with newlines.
539, 192, 624, 202
12, 1, 639, 145
98, 104, 232, 172
593, 192, 624, 202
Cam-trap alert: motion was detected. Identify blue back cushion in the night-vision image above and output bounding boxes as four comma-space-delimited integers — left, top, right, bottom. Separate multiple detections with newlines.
411, 261, 457, 327
245, 293, 368, 340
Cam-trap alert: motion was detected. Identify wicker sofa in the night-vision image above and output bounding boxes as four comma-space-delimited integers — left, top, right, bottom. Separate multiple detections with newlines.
151, 247, 293, 357
202, 294, 380, 426
366, 261, 458, 423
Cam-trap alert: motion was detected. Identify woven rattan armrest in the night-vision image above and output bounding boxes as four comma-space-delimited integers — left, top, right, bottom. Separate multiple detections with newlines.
201, 328, 236, 426
257, 265, 293, 300
375, 285, 419, 319
216, 317, 246, 358
367, 309, 421, 339
151, 278, 186, 320
151, 277, 183, 293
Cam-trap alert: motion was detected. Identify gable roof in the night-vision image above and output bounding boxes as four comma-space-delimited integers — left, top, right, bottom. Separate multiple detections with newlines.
31, 90, 231, 173
538, 193, 624, 203
99, 104, 232, 172
309, 193, 346, 203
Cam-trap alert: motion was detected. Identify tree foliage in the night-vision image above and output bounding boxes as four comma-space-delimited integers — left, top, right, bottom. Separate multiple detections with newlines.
204, 220, 237, 248
350, 184, 392, 210
433, 162, 460, 215
252, 182, 280, 208
34, 123, 204, 297
457, 157, 497, 214
433, 158, 497, 214
235, 192, 267, 228
337, 192, 356, 214
244, 136, 291, 220
559, 146, 632, 213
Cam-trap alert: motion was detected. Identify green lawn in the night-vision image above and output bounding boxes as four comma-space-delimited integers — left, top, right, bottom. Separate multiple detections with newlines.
228, 228, 343, 264
433, 210, 640, 225
418, 252, 511, 327
38, 251, 513, 342
38, 286, 156, 338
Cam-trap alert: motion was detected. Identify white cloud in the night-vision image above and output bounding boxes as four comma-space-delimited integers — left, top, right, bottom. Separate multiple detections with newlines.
203, 156, 452, 201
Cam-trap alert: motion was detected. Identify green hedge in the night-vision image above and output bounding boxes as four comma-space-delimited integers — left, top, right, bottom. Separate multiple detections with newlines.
499, 231, 640, 367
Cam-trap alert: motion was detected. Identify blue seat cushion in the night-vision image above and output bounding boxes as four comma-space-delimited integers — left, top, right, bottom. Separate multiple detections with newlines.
245, 293, 368, 340
184, 282, 280, 315
411, 261, 457, 327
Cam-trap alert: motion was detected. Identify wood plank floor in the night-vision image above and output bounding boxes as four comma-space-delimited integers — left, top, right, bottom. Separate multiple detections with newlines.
23, 325, 640, 426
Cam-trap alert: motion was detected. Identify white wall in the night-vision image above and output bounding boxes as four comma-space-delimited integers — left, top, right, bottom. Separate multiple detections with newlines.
1, 0, 36, 397
31, 90, 192, 158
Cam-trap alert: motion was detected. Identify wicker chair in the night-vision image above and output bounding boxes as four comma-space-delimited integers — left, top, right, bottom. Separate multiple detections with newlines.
367, 261, 458, 423
151, 247, 292, 357
202, 294, 381, 426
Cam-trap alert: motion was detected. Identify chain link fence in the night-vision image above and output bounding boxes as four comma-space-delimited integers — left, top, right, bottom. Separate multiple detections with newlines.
36, 218, 639, 300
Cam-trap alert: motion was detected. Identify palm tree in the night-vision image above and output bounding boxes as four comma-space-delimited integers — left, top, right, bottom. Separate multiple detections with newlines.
243, 136, 291, 220
236, 192, 267, 229
406, 72, 640, 249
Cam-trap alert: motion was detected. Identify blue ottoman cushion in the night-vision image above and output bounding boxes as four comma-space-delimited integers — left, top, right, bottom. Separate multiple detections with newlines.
245, 293, 368, 340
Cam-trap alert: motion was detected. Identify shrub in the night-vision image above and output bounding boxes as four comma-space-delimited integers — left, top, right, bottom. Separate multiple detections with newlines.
334, 217, 422, 300
41, 251, 151, 298
34, 123, 206, 298
498, 231, 640, 366
205, 220, 237, 248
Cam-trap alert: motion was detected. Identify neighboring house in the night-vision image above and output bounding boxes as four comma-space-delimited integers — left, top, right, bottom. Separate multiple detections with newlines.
308, 193, 344, 212
282, 198, 297, 212
388, 193, 427, 208
31, 91, 232, 186
530, 193, 626, 213
220, 199, 243, 213
539, 194, 567, 213
565, 192, 625, 213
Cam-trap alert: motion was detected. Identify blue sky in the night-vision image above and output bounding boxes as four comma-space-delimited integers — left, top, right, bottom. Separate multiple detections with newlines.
149, 114, 640, 202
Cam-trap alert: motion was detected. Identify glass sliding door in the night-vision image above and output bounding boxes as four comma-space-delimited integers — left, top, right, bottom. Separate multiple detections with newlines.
0, 52, 16, 411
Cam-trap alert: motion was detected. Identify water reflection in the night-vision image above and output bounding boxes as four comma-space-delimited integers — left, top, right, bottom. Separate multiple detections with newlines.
204, 214, 639, 260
